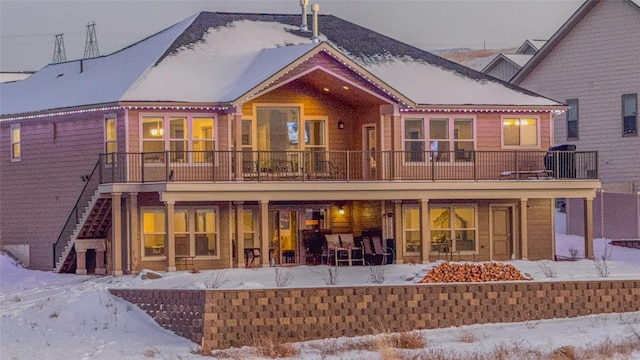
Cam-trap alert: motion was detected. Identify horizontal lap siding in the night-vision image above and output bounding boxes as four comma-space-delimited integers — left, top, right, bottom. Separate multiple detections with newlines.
527, 198, 553, 260
1, 110, 123, 269
519, 0, 640, 190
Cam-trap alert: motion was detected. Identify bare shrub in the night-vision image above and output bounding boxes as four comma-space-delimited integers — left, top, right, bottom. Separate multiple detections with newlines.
369, 266, 387, 284
205, 270, 229, 289
374, 333, 400, 360
538, 260, 557, 278
568, 247, 580, 260
593, 244, 612, 278
457, 328, 477, 343
393, 332, 425, 349
255, 337, 298, 358
550, 345, 577, 360
274, 268, 294, 287
49, 311, 59, 319
320, 266, 340, 285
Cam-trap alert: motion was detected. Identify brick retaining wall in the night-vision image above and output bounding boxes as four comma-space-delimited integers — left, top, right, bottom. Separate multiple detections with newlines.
110, 280, 640, 350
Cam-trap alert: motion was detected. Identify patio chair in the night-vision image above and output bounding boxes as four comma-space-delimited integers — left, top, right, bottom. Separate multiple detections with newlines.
362, 236, 376, 265
340, 233, 364, 266
324, 234, 346, 266
371, 236, 393, 264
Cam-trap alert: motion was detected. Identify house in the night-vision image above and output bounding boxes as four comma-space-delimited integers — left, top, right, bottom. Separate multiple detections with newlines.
481, 39, 546, 82
512, 0, 640, 239
0, 8, 600, 275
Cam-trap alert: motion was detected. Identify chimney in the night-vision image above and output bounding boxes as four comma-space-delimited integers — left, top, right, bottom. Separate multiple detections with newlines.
311, 3, 320, 43
300, 0, 309, 32
80, 59, 84, 73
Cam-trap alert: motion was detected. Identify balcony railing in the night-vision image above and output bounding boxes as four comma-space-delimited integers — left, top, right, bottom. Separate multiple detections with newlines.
98, 150, 598, 184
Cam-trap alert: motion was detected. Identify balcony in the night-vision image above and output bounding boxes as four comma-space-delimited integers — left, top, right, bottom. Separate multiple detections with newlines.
98, 150, 598, 184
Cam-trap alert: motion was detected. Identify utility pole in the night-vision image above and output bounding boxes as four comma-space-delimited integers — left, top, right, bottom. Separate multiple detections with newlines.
83, 21, 100, 59
52, 34, 67, 64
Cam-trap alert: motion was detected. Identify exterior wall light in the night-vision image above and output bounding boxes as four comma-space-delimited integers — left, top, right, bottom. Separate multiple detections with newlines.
337, 120, 344, 129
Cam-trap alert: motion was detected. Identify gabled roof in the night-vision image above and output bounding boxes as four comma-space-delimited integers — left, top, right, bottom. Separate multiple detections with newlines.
512, 0, 640, 84
482, 54, 533, 73
2, 11, 562, 117
516, 39, 547, 54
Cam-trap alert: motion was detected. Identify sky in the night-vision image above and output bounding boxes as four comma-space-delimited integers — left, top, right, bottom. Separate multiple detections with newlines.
0, 0, 584, 73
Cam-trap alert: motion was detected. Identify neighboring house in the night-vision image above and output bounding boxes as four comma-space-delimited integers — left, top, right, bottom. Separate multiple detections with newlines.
0, 9, 600, 275
512, 0, 640, 239
482, 39, 546, 82
0, 71, 34, 83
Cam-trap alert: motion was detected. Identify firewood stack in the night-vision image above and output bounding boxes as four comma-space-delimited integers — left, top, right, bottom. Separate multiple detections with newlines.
418, 262, 531, 283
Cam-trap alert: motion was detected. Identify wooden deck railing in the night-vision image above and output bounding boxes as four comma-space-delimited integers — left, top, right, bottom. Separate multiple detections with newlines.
98, 150, 598, 184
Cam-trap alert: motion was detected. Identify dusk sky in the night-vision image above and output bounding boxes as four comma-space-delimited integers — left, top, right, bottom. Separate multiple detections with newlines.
1, 0, 583, 72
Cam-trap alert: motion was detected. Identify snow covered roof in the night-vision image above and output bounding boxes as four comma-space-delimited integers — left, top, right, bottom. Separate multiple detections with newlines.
2, 12, 562, 117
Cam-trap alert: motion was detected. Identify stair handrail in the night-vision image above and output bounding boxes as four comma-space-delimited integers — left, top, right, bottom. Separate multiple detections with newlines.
52, 159, 101, 270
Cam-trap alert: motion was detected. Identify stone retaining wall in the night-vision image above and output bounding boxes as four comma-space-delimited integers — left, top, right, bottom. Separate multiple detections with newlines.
110, 280, 640, 350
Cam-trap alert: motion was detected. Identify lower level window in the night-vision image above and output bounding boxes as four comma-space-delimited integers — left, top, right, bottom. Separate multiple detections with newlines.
430, 205, 477, 252
403, 205, 421, 253
143, 210, 166, 257
142, 207, 219, 258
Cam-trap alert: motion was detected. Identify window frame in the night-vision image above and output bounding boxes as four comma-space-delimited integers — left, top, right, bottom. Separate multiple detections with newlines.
401, 115, 476, 164
139, 113, 218, 164
429, 204, 478, 254
402, 204, 421, 254
10, 124, 21, 162
141, 206, 220, 261
622, 93, 637, 137
565, 99, 579, 140
104, 115, 117, 164
501, 115, 541, 149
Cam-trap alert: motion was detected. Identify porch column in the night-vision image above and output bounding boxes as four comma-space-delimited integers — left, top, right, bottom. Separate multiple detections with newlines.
420, 198, 430, 264
234, 201, 245, 268
111, 193, 123, 276
233, 109, 244, 181
128, 193, 139, 273
519, 198, 528, 260
393, 200, 403, 264
260, 200, 270, 267
165, 201, 176, 272
584, 198, 594, 259
75, 250, 87, 275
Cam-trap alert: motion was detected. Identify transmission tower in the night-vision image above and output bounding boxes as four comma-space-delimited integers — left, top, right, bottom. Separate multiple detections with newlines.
83, 21, 100, 59
52, 34, 67, 64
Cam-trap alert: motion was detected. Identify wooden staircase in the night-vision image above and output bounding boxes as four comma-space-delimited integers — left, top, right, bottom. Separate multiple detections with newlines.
54, 190, 112, 273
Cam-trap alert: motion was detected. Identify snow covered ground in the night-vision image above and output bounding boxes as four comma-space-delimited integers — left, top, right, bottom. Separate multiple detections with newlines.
1, 211, 639, 359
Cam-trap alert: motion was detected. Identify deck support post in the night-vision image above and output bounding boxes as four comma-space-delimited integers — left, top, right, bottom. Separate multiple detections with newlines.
112, 193, 123, 276
519, 198, 528, 260
260, 200, 270, 267
420, 198, 430, 264
234, 201, 245, 268
584, 198, 594, 259
165, 201, 176, 272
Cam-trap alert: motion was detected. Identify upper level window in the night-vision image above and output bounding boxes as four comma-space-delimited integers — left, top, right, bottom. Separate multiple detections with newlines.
502, 117, 538, 147
403, 116, 475, 162
104, 116, 116, 163
566, 99, 579, 140
622, 94, 637, 136
141, 115, 216, 163
10, 124, 21, 161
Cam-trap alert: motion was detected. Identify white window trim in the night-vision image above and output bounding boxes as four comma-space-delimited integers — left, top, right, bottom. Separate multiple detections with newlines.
401, 115, 477, 164
500, 115, 541, 149
252, 103, 305, 150
141, 208, 167, 261
10, 124, 21, 162
140, 206, 221, 261
402, 204, 420, 255
302, 116, 329, 151
429, 204, 479, 254
139, 113, 218, 164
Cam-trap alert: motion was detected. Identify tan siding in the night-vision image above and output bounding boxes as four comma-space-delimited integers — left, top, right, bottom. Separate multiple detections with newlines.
519, 0, 640, 190
526, 198, 553, 260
